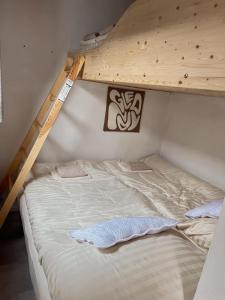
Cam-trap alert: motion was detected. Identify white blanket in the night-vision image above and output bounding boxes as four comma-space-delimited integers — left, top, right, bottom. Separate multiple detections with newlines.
22, 155, 225, 300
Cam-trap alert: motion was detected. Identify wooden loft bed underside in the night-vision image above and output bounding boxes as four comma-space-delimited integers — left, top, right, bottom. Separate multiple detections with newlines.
81, 0, 225, 96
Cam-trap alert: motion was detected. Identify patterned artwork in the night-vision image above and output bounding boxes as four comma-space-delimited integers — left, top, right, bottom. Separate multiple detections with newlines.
104, 87, 145, 132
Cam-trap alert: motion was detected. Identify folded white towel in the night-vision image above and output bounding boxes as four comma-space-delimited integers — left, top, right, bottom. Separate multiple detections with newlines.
119, 161, 152, 172
55, 164, 88, 178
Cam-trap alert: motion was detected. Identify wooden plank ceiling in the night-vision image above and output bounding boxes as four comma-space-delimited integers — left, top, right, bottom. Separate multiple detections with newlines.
82, 0, 225, 96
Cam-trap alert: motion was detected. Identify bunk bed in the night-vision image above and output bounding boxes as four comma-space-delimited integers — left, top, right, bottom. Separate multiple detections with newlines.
1, 0, 225, 299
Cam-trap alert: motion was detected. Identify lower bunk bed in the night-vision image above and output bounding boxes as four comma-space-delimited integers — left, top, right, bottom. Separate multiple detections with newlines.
20, 155, 225, 300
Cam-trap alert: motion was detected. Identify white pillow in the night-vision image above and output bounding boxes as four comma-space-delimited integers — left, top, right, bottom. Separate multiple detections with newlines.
185, 199, 224, 219
70, 216, 178, 249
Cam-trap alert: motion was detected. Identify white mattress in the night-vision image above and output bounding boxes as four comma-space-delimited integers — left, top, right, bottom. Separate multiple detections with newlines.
20, 195, 51, 300
20, 154, 225, 300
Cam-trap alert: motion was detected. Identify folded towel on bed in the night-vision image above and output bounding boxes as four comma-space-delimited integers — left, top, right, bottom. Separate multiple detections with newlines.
118, 161, 152, 172
70, 216, 178, 249
55, 164, 88, 178
185, 199, 224, 219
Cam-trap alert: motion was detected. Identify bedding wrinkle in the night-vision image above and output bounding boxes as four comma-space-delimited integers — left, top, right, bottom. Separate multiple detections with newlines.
21, 155, 225, 300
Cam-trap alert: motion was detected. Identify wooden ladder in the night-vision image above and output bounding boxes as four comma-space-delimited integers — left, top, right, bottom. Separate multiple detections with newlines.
0, 54, 85, 227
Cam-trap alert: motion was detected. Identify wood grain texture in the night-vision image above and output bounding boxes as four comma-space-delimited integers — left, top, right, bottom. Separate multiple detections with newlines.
82, 0, 225, 96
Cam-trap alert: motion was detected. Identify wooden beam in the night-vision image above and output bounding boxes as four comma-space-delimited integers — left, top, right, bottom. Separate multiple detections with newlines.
82, 0, 225, 96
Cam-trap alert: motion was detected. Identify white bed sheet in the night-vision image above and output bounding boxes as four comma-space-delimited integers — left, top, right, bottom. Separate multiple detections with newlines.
20, 154, 225, 300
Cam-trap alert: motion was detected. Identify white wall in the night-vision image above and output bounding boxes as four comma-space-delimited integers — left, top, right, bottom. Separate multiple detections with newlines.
160, 93, 225, 190
39, 81, 169, 162
0, 0, 133, 178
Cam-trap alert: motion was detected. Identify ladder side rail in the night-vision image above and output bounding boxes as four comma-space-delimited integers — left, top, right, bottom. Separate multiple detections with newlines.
0, 58, 73, 192
0, 101, 63, 226
0, 55, 85, 227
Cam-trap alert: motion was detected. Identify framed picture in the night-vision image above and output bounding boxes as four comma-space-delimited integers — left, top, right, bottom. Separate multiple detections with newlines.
104, 87, 145, 132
